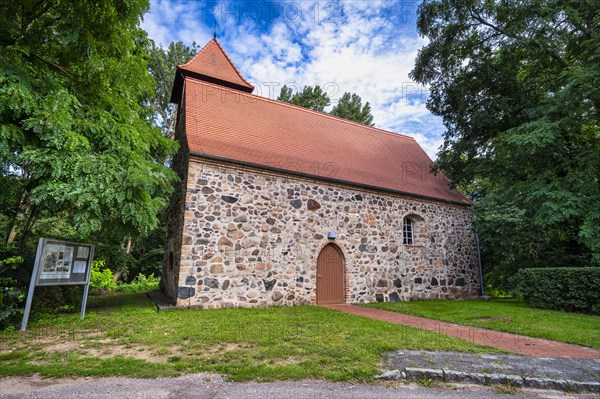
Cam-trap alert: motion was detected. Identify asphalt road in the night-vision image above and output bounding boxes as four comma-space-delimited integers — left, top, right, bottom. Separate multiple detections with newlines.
0, 373, 596, 399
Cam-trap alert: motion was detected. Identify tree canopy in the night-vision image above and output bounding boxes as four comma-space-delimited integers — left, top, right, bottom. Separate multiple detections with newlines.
0, 0, 177, 248
277, 84, 331, 112
277, 85, 375, 125
411, 0, 600, 287
146, 41, 197, 139
330, 92, 374, 126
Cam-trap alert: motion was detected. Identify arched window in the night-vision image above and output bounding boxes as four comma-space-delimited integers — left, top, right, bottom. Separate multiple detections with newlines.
403, 218, 414, 245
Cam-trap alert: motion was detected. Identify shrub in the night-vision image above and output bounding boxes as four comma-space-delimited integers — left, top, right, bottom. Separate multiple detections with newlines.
89, 259, 158, 294
512, 267, 600, 314
30, 286, 80, 319
89, 260, 116, 293
0, 256, 26, 330
115, 273, 160, 293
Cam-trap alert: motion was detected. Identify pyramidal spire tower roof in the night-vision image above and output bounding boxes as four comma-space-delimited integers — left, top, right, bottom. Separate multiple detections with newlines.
170, 38, 254, 104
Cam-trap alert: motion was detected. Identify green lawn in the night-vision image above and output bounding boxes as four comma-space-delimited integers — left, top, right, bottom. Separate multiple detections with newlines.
0, 293, 499, 381
364, 299, 600, 349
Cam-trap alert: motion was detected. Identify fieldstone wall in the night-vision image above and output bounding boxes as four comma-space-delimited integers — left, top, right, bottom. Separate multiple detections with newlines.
168, 158, 481, 308
161, 105, 188, 301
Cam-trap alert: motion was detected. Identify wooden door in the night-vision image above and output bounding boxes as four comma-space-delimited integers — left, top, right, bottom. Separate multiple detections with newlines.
316, 244, 344, 304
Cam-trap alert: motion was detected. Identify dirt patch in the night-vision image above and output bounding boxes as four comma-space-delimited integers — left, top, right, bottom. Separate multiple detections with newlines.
191, 342, 255, 358
43, 341, 81, 352
267, 356, 312, 366
39, 338, 169, 363
81, 345, 168, 363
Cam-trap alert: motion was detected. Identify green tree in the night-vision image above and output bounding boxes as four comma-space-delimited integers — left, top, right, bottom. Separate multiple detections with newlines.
146, 41, 197, 139
277, 84, 331, 112
277, 85, 376, 125
0, 0, 177, 249
277, 84, 294, 104
330, 92, 374, 126
411, 0, 600, 287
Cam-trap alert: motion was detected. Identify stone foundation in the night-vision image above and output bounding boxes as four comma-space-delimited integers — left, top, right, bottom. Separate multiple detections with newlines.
164, 158, 481, 308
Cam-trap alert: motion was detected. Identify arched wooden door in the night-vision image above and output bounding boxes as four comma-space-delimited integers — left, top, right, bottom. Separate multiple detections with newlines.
316, 244, 344, 304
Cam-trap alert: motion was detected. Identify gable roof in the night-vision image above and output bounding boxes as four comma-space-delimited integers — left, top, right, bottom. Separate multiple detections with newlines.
170, 39, 254, 104
183, 77, 472, 206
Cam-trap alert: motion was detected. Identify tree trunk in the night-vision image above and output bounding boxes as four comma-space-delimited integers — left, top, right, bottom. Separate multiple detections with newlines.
6, 191, 31, 246
17, 204, 38, 250
112, 238, 133, 283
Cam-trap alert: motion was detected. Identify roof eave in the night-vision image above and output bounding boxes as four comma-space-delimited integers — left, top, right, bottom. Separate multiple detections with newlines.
169, 65, 256, 105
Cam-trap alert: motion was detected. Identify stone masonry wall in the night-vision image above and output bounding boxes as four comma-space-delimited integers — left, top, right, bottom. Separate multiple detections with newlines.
161, 104, 188, 301
171, 158, 481, 308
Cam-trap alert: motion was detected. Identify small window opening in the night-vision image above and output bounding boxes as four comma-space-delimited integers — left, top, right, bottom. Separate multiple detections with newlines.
403, 218, 413, 245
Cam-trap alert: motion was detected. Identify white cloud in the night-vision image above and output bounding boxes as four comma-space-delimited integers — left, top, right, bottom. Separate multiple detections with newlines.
408, 132, 444, 161
142, 0, 445, 159
141, 0, 212, 46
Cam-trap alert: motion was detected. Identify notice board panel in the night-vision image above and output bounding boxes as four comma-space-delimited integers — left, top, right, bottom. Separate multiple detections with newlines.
35, 238, 94, 286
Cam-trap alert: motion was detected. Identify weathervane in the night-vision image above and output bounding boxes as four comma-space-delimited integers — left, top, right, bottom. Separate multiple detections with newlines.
213, 21, 216, 40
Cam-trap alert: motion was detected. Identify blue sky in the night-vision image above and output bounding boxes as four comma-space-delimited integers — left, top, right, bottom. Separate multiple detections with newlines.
141, 0, 445, 158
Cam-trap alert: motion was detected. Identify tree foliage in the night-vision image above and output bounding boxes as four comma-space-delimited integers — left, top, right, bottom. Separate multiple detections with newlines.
0, 0, 177, 247
277, 84, 331, 112
146, 41, 197, 139
0, 1, 179, 325
277, 85, 375, 125
330, 92, 374, 126
411, 0, 600, 287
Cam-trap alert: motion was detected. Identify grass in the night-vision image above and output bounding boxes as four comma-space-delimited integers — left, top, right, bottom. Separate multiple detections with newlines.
494, 383, 521, 395
0, 293, 500, 381
364, 299, 600, 349
417, 378, 435, 388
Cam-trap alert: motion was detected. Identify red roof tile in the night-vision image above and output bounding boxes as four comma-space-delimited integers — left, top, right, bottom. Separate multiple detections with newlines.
183, 77, 471, 206
178, 39, 254, 92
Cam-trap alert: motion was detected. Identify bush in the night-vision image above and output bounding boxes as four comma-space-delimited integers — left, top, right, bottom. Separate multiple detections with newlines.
115, 273, 160, 293
30, 286, 80, 317
89, 260, 116, 293
90, 259, 159, 294
0, 256, 26, 330
512, 267, 600, 314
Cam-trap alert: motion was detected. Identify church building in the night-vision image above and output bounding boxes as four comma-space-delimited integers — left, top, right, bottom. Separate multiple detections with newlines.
162, 38, 481, 308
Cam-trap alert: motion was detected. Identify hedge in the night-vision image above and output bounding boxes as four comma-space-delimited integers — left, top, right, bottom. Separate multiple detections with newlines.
512, 267, 600, 314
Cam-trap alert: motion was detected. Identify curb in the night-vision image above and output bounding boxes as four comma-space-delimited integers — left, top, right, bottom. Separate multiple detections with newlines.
375, 367, 600, 393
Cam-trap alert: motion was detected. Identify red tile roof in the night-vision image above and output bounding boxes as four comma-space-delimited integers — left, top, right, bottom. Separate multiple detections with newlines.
183, 77, 472, 206
178, 39, 254, 92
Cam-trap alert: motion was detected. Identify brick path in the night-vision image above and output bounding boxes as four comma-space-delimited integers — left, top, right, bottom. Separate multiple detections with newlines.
322, 304, 600, 359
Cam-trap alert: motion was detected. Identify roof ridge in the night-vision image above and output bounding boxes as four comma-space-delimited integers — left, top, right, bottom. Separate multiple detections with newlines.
178, 39, 211, 68
211, 39, 254, 89
179, 39, 253, 89
185, 77, 417, 143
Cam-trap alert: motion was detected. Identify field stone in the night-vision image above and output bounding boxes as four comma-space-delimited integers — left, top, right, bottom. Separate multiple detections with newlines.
271, 291, 284, 302
222, 195, 238, 203
185, 275, 196, 285
177, 287, 195, 299
204, 278, 219, 289
165, 161, 481, 308
375, 370, 401, 380
307, 199, 321, 210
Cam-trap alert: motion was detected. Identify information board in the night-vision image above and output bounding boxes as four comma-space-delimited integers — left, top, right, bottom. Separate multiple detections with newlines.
35, 239, 94, 286
21, 238, 95, 331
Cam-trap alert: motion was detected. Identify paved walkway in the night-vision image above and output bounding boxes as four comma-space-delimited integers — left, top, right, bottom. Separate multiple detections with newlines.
322, 304, 600, 359
3, 373, 594, 399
